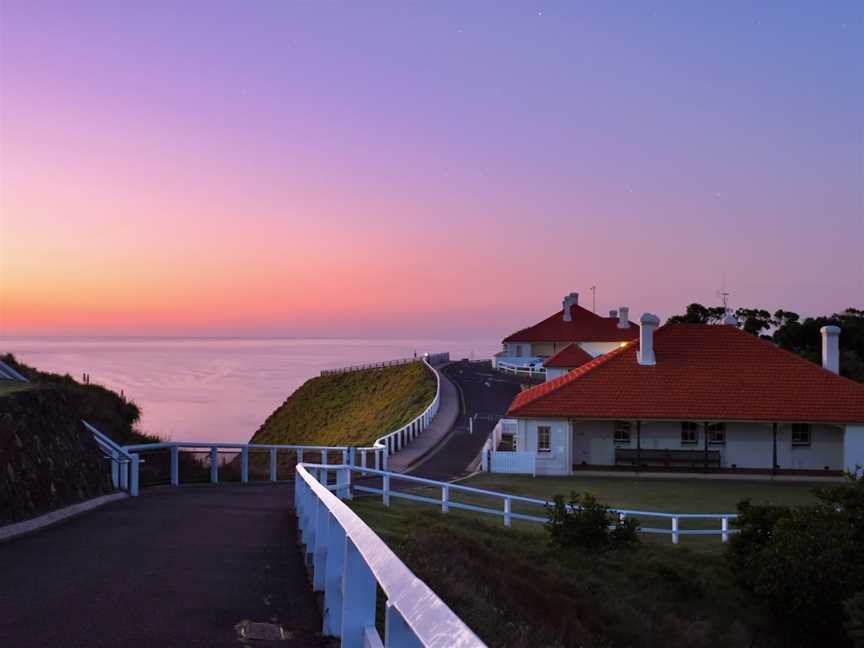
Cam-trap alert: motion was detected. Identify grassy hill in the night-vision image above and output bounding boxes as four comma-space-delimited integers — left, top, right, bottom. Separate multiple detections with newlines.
250, 361, 436, 447
0, 353, 159, 445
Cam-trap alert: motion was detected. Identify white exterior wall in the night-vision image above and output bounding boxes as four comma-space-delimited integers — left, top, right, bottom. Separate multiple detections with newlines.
577, 341, 624, 357
520, 418, 846, 472
844, 425, 864, 474
545, 367, 568, 381
516, 418, 571, 475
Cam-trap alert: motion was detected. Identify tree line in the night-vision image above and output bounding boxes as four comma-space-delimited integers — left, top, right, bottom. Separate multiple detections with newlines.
666, 304, 864, 383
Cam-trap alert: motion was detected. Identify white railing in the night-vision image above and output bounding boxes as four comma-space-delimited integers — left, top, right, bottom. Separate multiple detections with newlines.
0, 359, 29, 382
320, 353, 450, 377
295, 463, 485, 647
321, 357, 417, 377
371, 357, 443, 469
489, 451, 536, 475
494, 360, 545, 378
83, 421, 141, 496
343, 465, 737, 544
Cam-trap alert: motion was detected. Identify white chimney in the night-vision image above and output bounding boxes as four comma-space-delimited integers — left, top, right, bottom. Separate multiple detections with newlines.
609, 309, 618, 318
562, 292, 579, 322
821, 325, 841, 374
617, 306, 630, 329
637, 313, 660, 366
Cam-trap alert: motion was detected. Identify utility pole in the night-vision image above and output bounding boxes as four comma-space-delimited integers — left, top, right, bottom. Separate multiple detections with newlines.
590, 286, 596, 313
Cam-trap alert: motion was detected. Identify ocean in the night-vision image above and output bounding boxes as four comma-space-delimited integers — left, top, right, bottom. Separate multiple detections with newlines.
0, 337, 499, 443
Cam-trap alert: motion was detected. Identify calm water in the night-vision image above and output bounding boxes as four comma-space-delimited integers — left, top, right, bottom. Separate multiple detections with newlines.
1, 337, 498, 442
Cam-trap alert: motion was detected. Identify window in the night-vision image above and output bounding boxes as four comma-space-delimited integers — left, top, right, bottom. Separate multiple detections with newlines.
681, 422, 699, 445
515, 345, 523, 358
707, 423, 726, 445
614, 421, 632, 444
791, 423, 812, 446
538, 426, 551, 452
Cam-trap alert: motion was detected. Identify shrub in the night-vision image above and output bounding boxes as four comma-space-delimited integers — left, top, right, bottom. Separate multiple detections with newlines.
728, 473, 864, 645
545, 491, 639, 551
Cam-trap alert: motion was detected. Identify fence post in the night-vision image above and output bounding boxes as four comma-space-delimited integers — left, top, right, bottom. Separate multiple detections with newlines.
210, 447, 219, 484
269, 448, 277, 482
341, 539, 377, 648
360, 450, 367, 473
323, 514, 346, 637
383, 474, 391, 507
241, 447, 249, 483
385, 601, 421, 647
442, 485, 449, 513
170, 445, 179, 486
672, 516, 679, 544
111, 450, 119, 488
130, 454, 140, 497
120, 460, 128, 491
721, 517, 729, 543
504, 497, 512, 527
313, 499, 328, 591
322, 449, 328, 466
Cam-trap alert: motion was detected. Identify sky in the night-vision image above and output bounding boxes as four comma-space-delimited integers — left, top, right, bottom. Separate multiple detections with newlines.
1, 1, 862, 339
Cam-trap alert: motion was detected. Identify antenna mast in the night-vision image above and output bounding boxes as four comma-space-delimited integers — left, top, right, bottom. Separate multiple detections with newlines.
590, 286, 596, 313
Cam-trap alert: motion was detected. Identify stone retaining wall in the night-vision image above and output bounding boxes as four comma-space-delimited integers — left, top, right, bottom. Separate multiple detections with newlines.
0, 386, 113, 525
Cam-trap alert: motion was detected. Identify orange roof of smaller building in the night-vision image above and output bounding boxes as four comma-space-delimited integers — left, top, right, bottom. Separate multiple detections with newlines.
509, 324, 864, 425
503, 304, 638, 344
543, 343, 595, 368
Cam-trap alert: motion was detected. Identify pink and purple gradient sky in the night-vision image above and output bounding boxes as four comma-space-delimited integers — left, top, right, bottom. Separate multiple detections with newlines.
1, 2, 862, 339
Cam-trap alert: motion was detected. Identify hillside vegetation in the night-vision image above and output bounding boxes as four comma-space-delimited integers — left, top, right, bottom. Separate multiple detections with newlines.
0, 353, 158, 445
250, 362, 436, 447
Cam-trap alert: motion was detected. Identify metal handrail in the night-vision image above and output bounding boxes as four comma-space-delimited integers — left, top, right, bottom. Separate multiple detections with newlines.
83, 421, 141, 496
295, 463, 485, 647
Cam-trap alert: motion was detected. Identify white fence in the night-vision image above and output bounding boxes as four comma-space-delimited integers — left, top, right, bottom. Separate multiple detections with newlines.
295, 464, 485, 647
343, 465, 737, 545
494, 360, 545, 378
488, 451, 536, 475
321, 352, 450, 377
321, 357, 416, 377
83, 421, 141, 496
372, 357, 443, 469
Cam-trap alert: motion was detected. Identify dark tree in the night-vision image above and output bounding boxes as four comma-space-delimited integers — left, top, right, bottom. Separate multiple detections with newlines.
665, 303, 726, 325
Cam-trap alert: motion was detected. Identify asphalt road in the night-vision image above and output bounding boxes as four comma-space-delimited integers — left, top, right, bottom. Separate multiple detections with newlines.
0, 484, 327, 648
408, 360, 528, 481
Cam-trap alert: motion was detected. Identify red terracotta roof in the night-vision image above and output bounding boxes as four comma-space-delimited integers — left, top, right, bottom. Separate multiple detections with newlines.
503, 304, 638, 343
543, 343, 596, 368
509, 324, 864, 425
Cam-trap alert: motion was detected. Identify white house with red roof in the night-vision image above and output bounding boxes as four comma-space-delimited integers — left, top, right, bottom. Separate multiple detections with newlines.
494, 292, 638, 375
496, 314, 864, 477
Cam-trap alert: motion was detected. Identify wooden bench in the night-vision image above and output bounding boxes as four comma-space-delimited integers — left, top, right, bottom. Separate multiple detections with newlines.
615, 448, 721, 469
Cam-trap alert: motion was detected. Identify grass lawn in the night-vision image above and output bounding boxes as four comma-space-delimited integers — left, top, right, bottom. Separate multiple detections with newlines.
347, 497, 784, 648
0, 381, 32, 396
354, 472, 825, 554
250, 361, 435, 447
460, 473, 821, 512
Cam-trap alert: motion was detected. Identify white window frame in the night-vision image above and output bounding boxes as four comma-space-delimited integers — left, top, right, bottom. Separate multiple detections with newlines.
515, 345, 523, 358
537, 426, 551, 453
613, 421, 632, 444
707, 422, 726, 445
791, 423, 812, 446
681, 421, 699, 445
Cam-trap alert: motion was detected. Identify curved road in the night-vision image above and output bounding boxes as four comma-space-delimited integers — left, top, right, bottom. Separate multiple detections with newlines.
0, 484, 327, 648
408, 360, 527, 481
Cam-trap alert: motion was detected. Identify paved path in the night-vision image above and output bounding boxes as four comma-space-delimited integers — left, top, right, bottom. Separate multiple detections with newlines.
386, 362, 461, 474
0, 484, 326, 648
407, 361, 526, 481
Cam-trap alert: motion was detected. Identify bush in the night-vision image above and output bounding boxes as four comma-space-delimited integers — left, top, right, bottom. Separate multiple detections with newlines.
545, 491, 639, 551
728, 473, 864, 646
